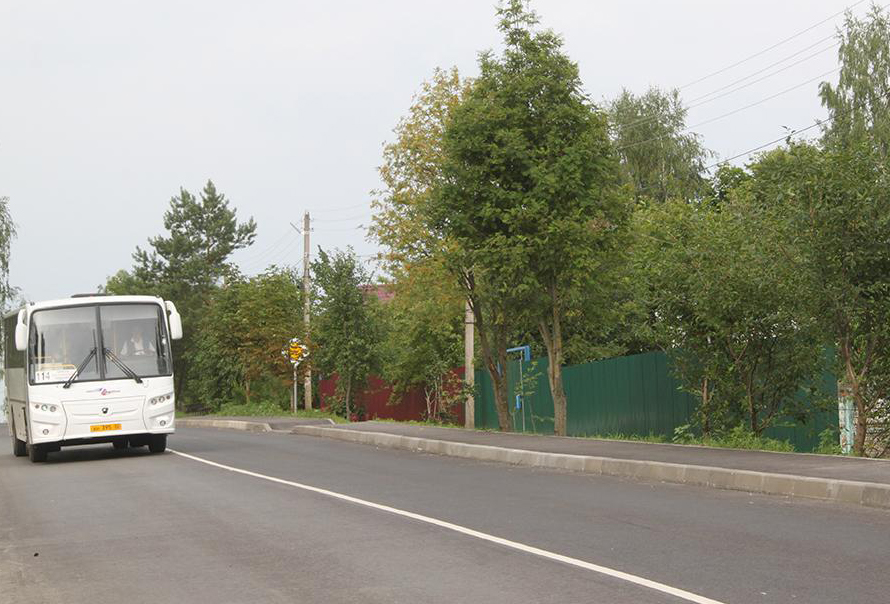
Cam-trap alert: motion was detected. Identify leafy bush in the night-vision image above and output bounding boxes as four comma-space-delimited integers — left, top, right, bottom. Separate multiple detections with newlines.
814, 426, 843, 455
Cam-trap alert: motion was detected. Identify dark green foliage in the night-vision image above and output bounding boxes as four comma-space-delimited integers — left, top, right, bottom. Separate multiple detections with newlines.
432, 0, 628, 434
311, 248, 383, 417
631, 196, 826, 436
190, 268, 303, 410
106, 180, 256, 407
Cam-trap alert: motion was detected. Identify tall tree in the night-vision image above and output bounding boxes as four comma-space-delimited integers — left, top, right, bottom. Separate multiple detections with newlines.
747, 141, 890, 455
633, 196, 825, 436
311, 248, 382, 418
370, 67, 519, 430
432, 0, 627, 435
820, 4, 890, 156
609, 87, 712, 202
107, 180, 256, 407
0, 197, 16, 309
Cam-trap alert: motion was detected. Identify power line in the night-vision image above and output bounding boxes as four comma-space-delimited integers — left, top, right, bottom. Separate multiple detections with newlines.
237, 229, 293, 263
705, 119, 825, 171
687, 41, 839, 108
313, 224, 368, 232
239, 237, 300, 272
307, 202, 369, 214
617, 68, 838, 152
615, 2, 884, 135
616, 35, 840, 134
679, 0, 866, 90
704, 93, 876, 171
311, 214, 371, 223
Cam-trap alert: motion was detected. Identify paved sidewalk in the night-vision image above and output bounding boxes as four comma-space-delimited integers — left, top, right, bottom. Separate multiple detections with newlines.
329, 421, 890, 486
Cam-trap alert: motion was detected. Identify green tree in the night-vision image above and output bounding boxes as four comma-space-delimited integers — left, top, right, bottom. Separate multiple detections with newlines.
819, 4, 890, 156
747, 141, 890, 455
633, 196, 825, 436
609, 87, 713, 202
107, 180, 256, 407
0, 197, 16, 309
371, 67, 470, 270
379, 256, 465, 421
192, 268, 303, 408
369, 67, 516, 428
432, 0, 627, 435
311, 248, 381, 418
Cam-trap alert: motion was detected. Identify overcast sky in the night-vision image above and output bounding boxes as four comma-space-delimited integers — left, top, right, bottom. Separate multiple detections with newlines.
0, 0, 863, 302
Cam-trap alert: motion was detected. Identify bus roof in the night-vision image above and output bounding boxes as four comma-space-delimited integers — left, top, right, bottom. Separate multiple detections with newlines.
4, 295, 167, 319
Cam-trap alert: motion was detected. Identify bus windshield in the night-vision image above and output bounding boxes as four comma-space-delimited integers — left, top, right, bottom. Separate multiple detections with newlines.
29, 303, 172, 385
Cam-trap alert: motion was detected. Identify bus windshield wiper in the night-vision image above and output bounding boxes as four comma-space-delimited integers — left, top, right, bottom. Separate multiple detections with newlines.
63, 347, 98, 389
103, 348, 143, 384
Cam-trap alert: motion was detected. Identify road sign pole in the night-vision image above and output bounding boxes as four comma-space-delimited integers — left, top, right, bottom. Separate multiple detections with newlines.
292, 366, 298, 413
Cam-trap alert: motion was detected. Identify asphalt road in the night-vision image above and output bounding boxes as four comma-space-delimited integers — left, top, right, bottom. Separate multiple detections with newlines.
1, 427, 887, 604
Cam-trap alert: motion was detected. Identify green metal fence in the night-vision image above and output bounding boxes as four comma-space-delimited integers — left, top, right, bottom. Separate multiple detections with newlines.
474, 350, 837, 452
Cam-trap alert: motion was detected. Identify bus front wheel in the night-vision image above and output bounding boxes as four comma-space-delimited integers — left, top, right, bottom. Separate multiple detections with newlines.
148, 434, 167, 454
28, 444, 47, 463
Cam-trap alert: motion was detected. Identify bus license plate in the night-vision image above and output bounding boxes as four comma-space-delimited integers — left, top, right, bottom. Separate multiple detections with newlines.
90, 423, 122, 432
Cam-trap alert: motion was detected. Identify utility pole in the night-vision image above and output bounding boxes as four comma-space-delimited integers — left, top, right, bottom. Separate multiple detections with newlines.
303, 211, 312, 410
464, 299, 474, 429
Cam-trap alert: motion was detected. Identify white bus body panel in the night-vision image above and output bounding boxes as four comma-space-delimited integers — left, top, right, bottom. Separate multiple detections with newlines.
5, 295, 177, 449
26, 377, 175, 445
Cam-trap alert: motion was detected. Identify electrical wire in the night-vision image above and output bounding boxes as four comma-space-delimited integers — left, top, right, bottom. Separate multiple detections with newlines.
687, 42, 839, 109
238, 237, 300, 272
679, 0, 866, 90
306, 202, 369, 214
617, 67, 838, 152
705, 117, 826, 171
236, 229, 294, 264
311, 214, 372, 223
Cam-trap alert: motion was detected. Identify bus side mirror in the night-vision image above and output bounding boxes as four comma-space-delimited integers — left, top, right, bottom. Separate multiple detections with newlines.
14, 309, 27, 351
165, 301, 183, 340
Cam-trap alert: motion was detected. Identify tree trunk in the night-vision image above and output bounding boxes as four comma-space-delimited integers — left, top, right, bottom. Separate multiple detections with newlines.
484, 337, 512, 432
701, 378, 711, 438
539, 283, 568, 437
245, 379, 251, 405
841, 337, 869, 456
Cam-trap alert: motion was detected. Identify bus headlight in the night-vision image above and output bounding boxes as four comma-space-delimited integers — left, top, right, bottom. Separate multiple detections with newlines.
149, 393, 174, 406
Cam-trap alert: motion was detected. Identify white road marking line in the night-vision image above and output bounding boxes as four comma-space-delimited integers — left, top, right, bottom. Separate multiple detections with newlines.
170, 448, 726, 604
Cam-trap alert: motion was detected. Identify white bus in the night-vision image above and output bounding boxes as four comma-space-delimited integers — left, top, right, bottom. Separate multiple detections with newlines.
4, 294, 182, 462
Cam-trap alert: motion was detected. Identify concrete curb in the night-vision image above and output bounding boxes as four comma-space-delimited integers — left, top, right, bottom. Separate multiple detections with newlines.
177, 418, 273, 433
290, 425, 890, 511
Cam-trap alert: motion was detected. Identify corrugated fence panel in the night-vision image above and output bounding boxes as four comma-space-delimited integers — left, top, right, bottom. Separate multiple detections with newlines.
474, 349, 836, 452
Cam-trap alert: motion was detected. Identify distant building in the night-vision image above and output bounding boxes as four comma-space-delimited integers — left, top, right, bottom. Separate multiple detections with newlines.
361, 284, 395, 303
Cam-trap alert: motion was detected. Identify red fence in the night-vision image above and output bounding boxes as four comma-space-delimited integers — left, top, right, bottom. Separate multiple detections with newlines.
318, 368, 466, 424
